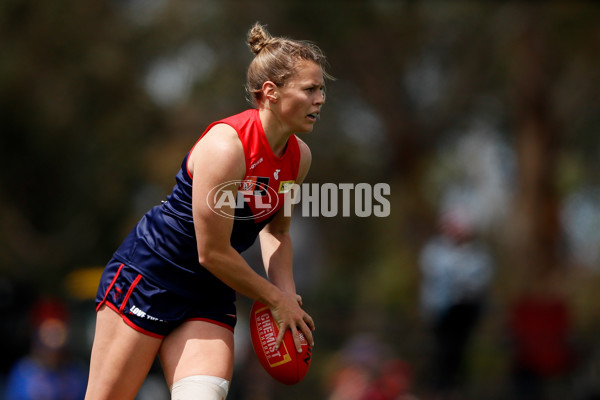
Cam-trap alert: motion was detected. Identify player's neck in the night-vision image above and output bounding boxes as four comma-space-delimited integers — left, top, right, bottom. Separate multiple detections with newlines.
259, 109, 291, 157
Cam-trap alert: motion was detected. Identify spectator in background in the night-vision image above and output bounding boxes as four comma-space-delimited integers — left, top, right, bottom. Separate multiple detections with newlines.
419, 209, 494, 399
508, 272, 575, 400
326, 334, 417, 400
3, 297, 88, 400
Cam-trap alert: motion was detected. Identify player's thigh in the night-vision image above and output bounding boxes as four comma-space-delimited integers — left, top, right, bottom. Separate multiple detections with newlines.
85, 305, 162, 400
159, 320, 235, 387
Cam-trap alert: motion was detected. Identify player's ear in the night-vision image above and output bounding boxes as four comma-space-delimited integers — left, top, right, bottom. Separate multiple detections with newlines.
262, 81, 279, 103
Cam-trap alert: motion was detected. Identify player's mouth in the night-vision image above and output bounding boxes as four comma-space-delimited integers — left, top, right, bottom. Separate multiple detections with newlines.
306, 112, 320, 122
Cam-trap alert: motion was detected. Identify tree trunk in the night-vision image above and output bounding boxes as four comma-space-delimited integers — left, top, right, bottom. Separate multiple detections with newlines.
507, 17, 561, 291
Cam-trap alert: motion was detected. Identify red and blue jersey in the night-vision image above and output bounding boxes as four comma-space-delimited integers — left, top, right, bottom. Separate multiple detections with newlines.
112, 109, 301, 301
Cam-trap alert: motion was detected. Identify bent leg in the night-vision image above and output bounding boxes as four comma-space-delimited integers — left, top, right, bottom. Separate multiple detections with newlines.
159, 320, 235, 388
85, 305, 162, 400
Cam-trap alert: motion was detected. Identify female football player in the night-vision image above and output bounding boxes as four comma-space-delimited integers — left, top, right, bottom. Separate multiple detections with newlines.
84, 22, 331, 400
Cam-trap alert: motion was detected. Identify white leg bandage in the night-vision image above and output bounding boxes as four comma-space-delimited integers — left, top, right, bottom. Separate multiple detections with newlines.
171, 375, 230, 400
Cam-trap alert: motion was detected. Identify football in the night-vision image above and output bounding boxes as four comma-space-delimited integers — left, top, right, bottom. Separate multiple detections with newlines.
249, 301, 312, 385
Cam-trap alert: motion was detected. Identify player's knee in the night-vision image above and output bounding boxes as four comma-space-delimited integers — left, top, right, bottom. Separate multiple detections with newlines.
171, 375, 229, 400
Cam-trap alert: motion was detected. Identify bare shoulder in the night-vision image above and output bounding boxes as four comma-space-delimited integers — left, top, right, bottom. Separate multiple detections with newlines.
295, 136, 312, 164
197, 123, 241, 154
189, 123, 245, 177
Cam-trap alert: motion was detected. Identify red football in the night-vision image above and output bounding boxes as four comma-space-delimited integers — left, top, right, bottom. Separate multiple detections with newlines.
249, 301, 312, 385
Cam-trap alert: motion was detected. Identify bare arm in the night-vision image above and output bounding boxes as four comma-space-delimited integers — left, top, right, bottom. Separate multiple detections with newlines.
189, 126, 313, 350
259, 138, 313, 350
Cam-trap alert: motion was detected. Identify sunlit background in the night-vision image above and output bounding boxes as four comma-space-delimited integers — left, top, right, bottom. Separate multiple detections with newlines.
1, 1, 599, 399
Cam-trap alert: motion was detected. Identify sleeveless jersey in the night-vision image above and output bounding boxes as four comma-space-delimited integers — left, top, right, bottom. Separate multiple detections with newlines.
112, 109, 301, 301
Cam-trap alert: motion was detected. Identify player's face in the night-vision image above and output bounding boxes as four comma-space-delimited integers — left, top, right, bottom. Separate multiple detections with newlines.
276, 61, 325, 133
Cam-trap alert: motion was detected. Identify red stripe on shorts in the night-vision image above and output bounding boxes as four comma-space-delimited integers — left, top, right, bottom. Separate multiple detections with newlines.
186, 317, 235, 333
119, 273, 142, 312
97, 263, 125, 312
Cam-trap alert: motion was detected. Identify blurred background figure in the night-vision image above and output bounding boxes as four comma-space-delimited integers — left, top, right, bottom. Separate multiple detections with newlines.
326, 333, 417, 400
3, 297, 88, 400
419, 209, 494, 399
508, 272, 576, 400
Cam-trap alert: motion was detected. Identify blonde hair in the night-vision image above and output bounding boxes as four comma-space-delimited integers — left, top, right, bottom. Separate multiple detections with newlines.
245, 22, 333, 106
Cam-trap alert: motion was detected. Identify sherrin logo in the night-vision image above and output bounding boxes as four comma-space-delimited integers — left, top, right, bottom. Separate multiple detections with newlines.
206, 178, 279, 220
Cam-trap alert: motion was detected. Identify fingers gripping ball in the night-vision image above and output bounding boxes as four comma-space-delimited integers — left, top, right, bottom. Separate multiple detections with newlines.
249, 301, 312, 385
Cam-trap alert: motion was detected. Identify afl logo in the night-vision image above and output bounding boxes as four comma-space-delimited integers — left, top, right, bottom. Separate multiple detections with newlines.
206, 178, 279, 220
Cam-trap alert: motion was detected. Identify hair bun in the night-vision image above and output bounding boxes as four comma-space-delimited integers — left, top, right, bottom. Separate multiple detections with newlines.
247, 22, 273, 55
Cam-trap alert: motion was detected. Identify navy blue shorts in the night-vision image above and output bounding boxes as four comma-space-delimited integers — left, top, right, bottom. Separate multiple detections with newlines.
95, 258, 237, 338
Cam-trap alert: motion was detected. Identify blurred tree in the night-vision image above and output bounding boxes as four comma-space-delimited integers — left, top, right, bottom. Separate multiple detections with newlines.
507, 12, 561, 281
0, 0, 164, 283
